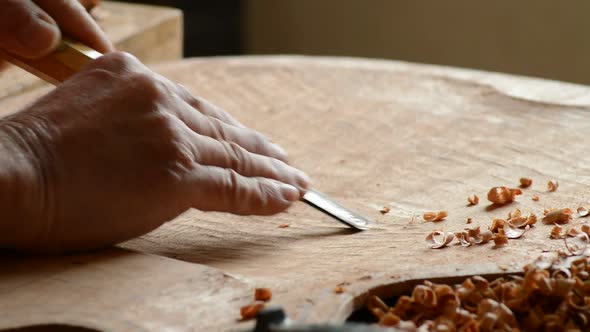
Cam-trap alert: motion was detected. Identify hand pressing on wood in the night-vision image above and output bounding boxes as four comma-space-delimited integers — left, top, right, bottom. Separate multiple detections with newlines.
0, 52, 309, 253
0, 0, 112, 62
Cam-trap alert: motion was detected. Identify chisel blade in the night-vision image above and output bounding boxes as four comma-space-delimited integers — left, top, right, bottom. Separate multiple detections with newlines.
302, 189, 371, 231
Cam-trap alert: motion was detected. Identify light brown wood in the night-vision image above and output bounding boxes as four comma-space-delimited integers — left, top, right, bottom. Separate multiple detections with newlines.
0, 1, 182, 99
2, 56, 590, 331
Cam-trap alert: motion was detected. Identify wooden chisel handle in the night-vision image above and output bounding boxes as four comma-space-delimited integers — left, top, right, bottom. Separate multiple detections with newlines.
0, 39, 102, 85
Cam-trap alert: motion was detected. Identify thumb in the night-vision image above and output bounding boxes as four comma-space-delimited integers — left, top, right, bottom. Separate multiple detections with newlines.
0, 0, 61, 58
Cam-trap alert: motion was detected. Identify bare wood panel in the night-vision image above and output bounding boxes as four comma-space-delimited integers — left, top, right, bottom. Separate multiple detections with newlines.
1, 56, 590, 331
0, 1, 182, 100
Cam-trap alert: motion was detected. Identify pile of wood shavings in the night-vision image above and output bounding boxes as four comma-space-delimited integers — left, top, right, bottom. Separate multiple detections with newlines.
366, 255, 590, 331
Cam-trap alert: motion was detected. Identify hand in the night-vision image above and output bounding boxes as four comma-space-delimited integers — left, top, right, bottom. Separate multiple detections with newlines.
0, 52, 309, 252
0, 0, 112, 60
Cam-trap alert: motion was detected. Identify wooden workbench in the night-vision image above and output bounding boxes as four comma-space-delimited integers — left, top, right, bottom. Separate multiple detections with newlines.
2, 56, 590, 331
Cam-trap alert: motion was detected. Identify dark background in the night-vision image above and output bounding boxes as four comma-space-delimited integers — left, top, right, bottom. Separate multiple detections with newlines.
111, 0, 590, 85
112, 0, 241, 57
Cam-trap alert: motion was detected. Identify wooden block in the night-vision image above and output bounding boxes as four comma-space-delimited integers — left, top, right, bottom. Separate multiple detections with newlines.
0, 1, 182, 100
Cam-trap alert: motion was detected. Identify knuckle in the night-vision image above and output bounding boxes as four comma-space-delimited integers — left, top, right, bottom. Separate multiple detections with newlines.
224, 141, 246, 171
129, 72, 166, 103
209, 118, 228, 140
93, 51, 141, 73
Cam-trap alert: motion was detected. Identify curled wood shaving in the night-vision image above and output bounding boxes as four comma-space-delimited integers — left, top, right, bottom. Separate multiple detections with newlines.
578, 206, 590, 217
508, 213, 537, 228
379, 206, 391, 214
254, 288, 272, 302
550, 225, 563, 239
367, 295, 389, 318
379, 312, 401, 327
566, 228, 581, 237
489, 219, 505, 233
457, 231, 474, 247
507, 208, 522, 220
368, 256, 590, 330
467, 194, 479, 206
547, 180, 559, 192
475, 230, 493, 244
543, 208, 573, 224
582, 224, 590, 236
423, 211, 448, 222
565, 233, 589, 256
278, 223, 290, 228
425, 230, 454, 249
493, 233, 509, 246
334, 286, 346, 294
504, 224, 529, 239
532, 195, 540, 201
487, 187, 522, 205
456, 227, 493, 247
519, 178, 532, 188
466, 217, 473, 224
240, 302, 265, 320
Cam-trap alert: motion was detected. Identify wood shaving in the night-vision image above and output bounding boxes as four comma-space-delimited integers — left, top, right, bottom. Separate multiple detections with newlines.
425, 230, 454, 249
475, 230, 494, 244
493, 234, 508, 246
334, 286, 346, 294
507, 208, 522, 220
547, 180, 559, 192
504, 224, 529, 239
578, 206, 590, 217
466, 217, 473, 224
566, 228, 581, 237
532, 195, 540, 201
487, 187, 522, 205
519, 177, 532, 188
367, 256, 590, 330
254, 288, 272, 302
240, 302, 265, 321
550, 225, 563, 239
379, 206, 391, 214
508, 213, 537, 228
489, 219, 505, 233
278, 223, 290, 228
582, 224, 590, 236
423, 211, 448, 222
565, 233, 589, 256
467, 194, 479, 206
543, 208, 573, 224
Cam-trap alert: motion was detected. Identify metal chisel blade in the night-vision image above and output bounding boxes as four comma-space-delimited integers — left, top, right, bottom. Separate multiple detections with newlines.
301, 189, 371, 231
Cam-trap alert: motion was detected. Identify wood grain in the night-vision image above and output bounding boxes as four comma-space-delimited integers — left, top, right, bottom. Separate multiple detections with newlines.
2, 56, 590, 331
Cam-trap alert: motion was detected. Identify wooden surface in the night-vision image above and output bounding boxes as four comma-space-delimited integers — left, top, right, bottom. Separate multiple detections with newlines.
2, 56, 590, 331
0, 1, 182, 100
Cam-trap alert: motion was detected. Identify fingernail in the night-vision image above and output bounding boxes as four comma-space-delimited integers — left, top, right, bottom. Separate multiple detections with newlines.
18, 12, 60, 57
278, 183, 300, 202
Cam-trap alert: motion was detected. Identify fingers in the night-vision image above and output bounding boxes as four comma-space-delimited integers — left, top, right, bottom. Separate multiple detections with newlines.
0, 0, 60, 58
33, 0, 113, 53
182, 165, 300, 215
175, 120, 308, 193
172, 96, 288, 162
